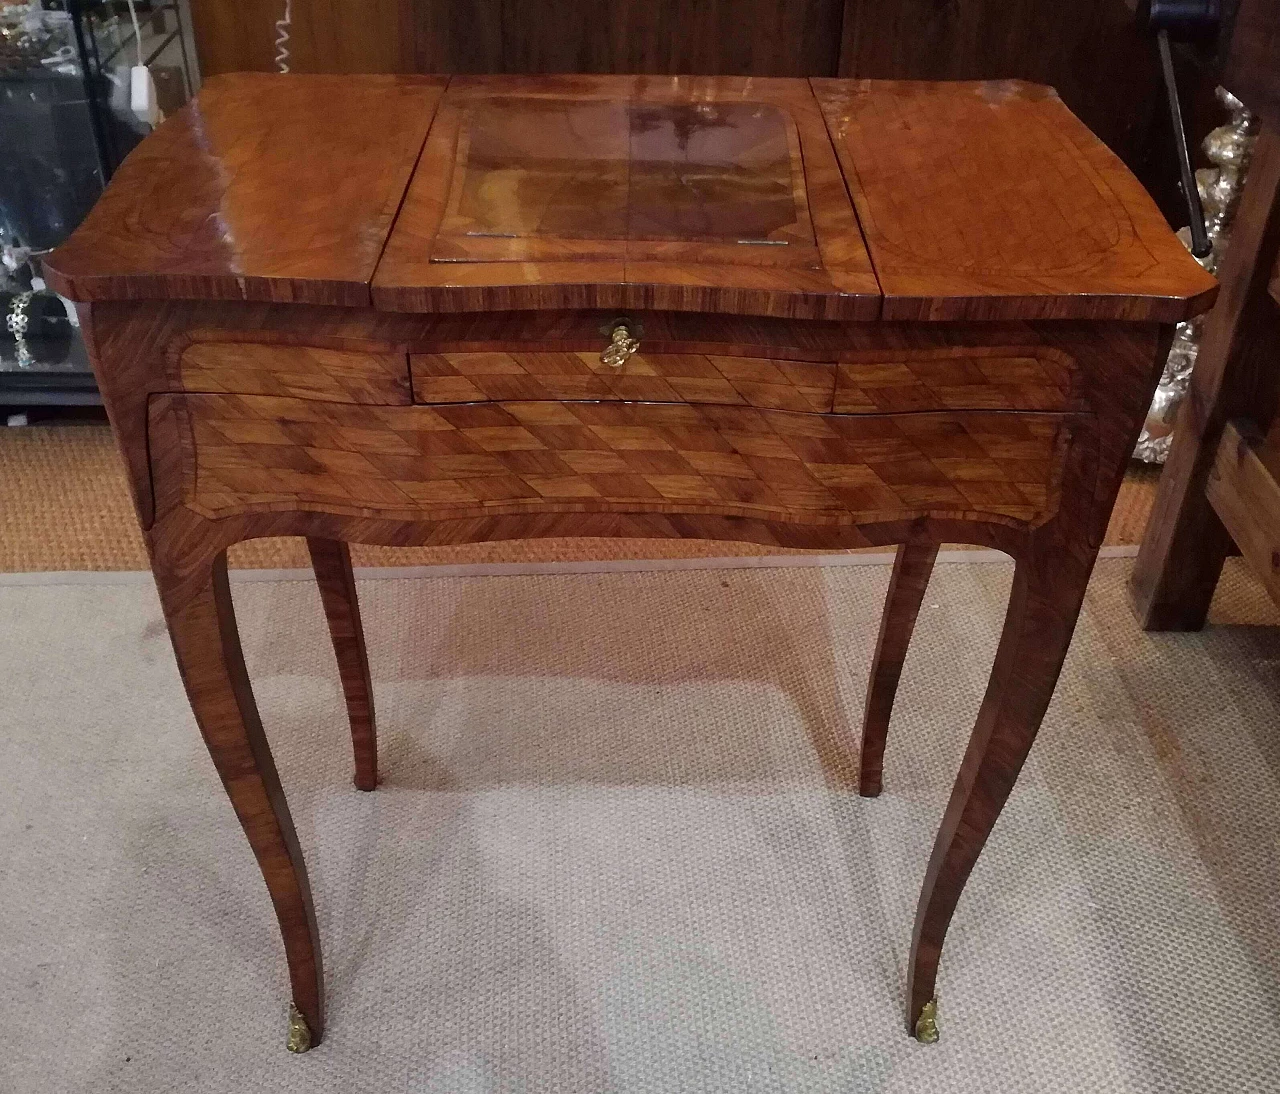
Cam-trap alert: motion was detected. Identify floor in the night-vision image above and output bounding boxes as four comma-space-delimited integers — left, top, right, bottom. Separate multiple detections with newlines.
2, 557, 1277, 1093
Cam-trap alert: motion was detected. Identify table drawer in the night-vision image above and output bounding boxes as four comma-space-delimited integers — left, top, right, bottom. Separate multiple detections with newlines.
160, 393, 1071, 530
410, 351, 835, 412
834, 347, 1075, 413
179, 341, 412, 405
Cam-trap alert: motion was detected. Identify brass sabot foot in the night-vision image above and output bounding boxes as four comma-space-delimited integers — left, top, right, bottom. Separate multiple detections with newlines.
286, 1004, 313, 1053
913, 999, 939, 1044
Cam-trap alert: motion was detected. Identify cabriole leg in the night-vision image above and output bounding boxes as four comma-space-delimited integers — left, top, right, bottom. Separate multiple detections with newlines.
906, 549, 1092, 1041
154, 551, 324, 1050
307, 537, 378, 791
860, 541, 939, 797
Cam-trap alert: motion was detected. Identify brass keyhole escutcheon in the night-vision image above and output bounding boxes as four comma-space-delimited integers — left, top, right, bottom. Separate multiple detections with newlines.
600, 323, 640, 369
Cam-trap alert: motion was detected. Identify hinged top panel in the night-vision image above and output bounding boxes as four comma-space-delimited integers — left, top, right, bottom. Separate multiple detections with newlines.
43, 74, 447, 307
372, 75, 881, 320
812, 79, 1219, 322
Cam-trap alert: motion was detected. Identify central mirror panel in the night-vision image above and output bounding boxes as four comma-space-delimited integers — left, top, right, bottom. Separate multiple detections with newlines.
435, 98, 816, 263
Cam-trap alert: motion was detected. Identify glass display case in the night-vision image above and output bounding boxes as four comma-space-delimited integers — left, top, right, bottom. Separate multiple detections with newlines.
1, 0, 194, 409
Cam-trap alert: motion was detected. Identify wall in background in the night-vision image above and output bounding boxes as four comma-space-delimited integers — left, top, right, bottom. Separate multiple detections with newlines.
188, 0, 1220, 224
189, 1, 847, 76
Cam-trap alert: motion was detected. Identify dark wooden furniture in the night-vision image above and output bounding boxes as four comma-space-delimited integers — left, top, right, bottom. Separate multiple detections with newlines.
45, 72, 1215, 1052
1130, 0, 1280, 627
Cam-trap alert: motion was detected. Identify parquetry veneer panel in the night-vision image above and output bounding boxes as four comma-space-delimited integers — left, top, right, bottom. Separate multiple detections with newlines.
161, 392, 1069, 528
181, 343, 412, 405
410, 351, 836, 410
834, 347, 1076, 413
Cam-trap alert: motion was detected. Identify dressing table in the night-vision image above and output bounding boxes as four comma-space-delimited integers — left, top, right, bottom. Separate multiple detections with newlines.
44, 72, 1217, 1051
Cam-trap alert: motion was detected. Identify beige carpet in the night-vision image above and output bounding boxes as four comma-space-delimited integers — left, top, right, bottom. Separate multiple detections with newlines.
1, 556, 1278, 1092
0, 423, 1164, 571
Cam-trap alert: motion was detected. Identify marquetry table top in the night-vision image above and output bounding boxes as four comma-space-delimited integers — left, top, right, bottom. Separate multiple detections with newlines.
45, 73, 1216, 323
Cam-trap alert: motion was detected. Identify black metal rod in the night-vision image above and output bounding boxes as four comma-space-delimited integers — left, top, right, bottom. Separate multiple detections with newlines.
98, 17, 181, 69
82, 2, 126, 171
90, 2, 193, 105
172, 0, 194, 100
1158, 29, 1212, 258
67, 0, 114, 185
143, 29, 182, 68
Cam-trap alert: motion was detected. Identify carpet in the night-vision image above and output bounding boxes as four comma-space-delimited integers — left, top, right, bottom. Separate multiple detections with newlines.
0, 422, 1164, 571
1, 557, 1278, 1093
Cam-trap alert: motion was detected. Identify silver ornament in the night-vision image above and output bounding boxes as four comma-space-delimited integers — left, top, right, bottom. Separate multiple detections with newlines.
1136, 88, 1259, 461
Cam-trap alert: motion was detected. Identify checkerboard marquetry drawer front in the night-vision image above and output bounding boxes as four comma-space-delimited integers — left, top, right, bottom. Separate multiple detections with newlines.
410, 351, 835, 411
159, 392, 1072, 529
179, 342, 412, 405
410, 345, 1077, 416
834, 347, 1076, 413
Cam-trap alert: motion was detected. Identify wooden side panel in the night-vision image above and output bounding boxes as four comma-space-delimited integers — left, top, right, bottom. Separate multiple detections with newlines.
413, 0, 505, 72
371, 74, 880, 320
159, 392, 1071, 529
180, 343, 412, 405
497, 0, 843, 77
1224, 0, 1280, 135
1206, 419, 1280, 609
191, 0, 419, 75
410, 351, 835, 410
